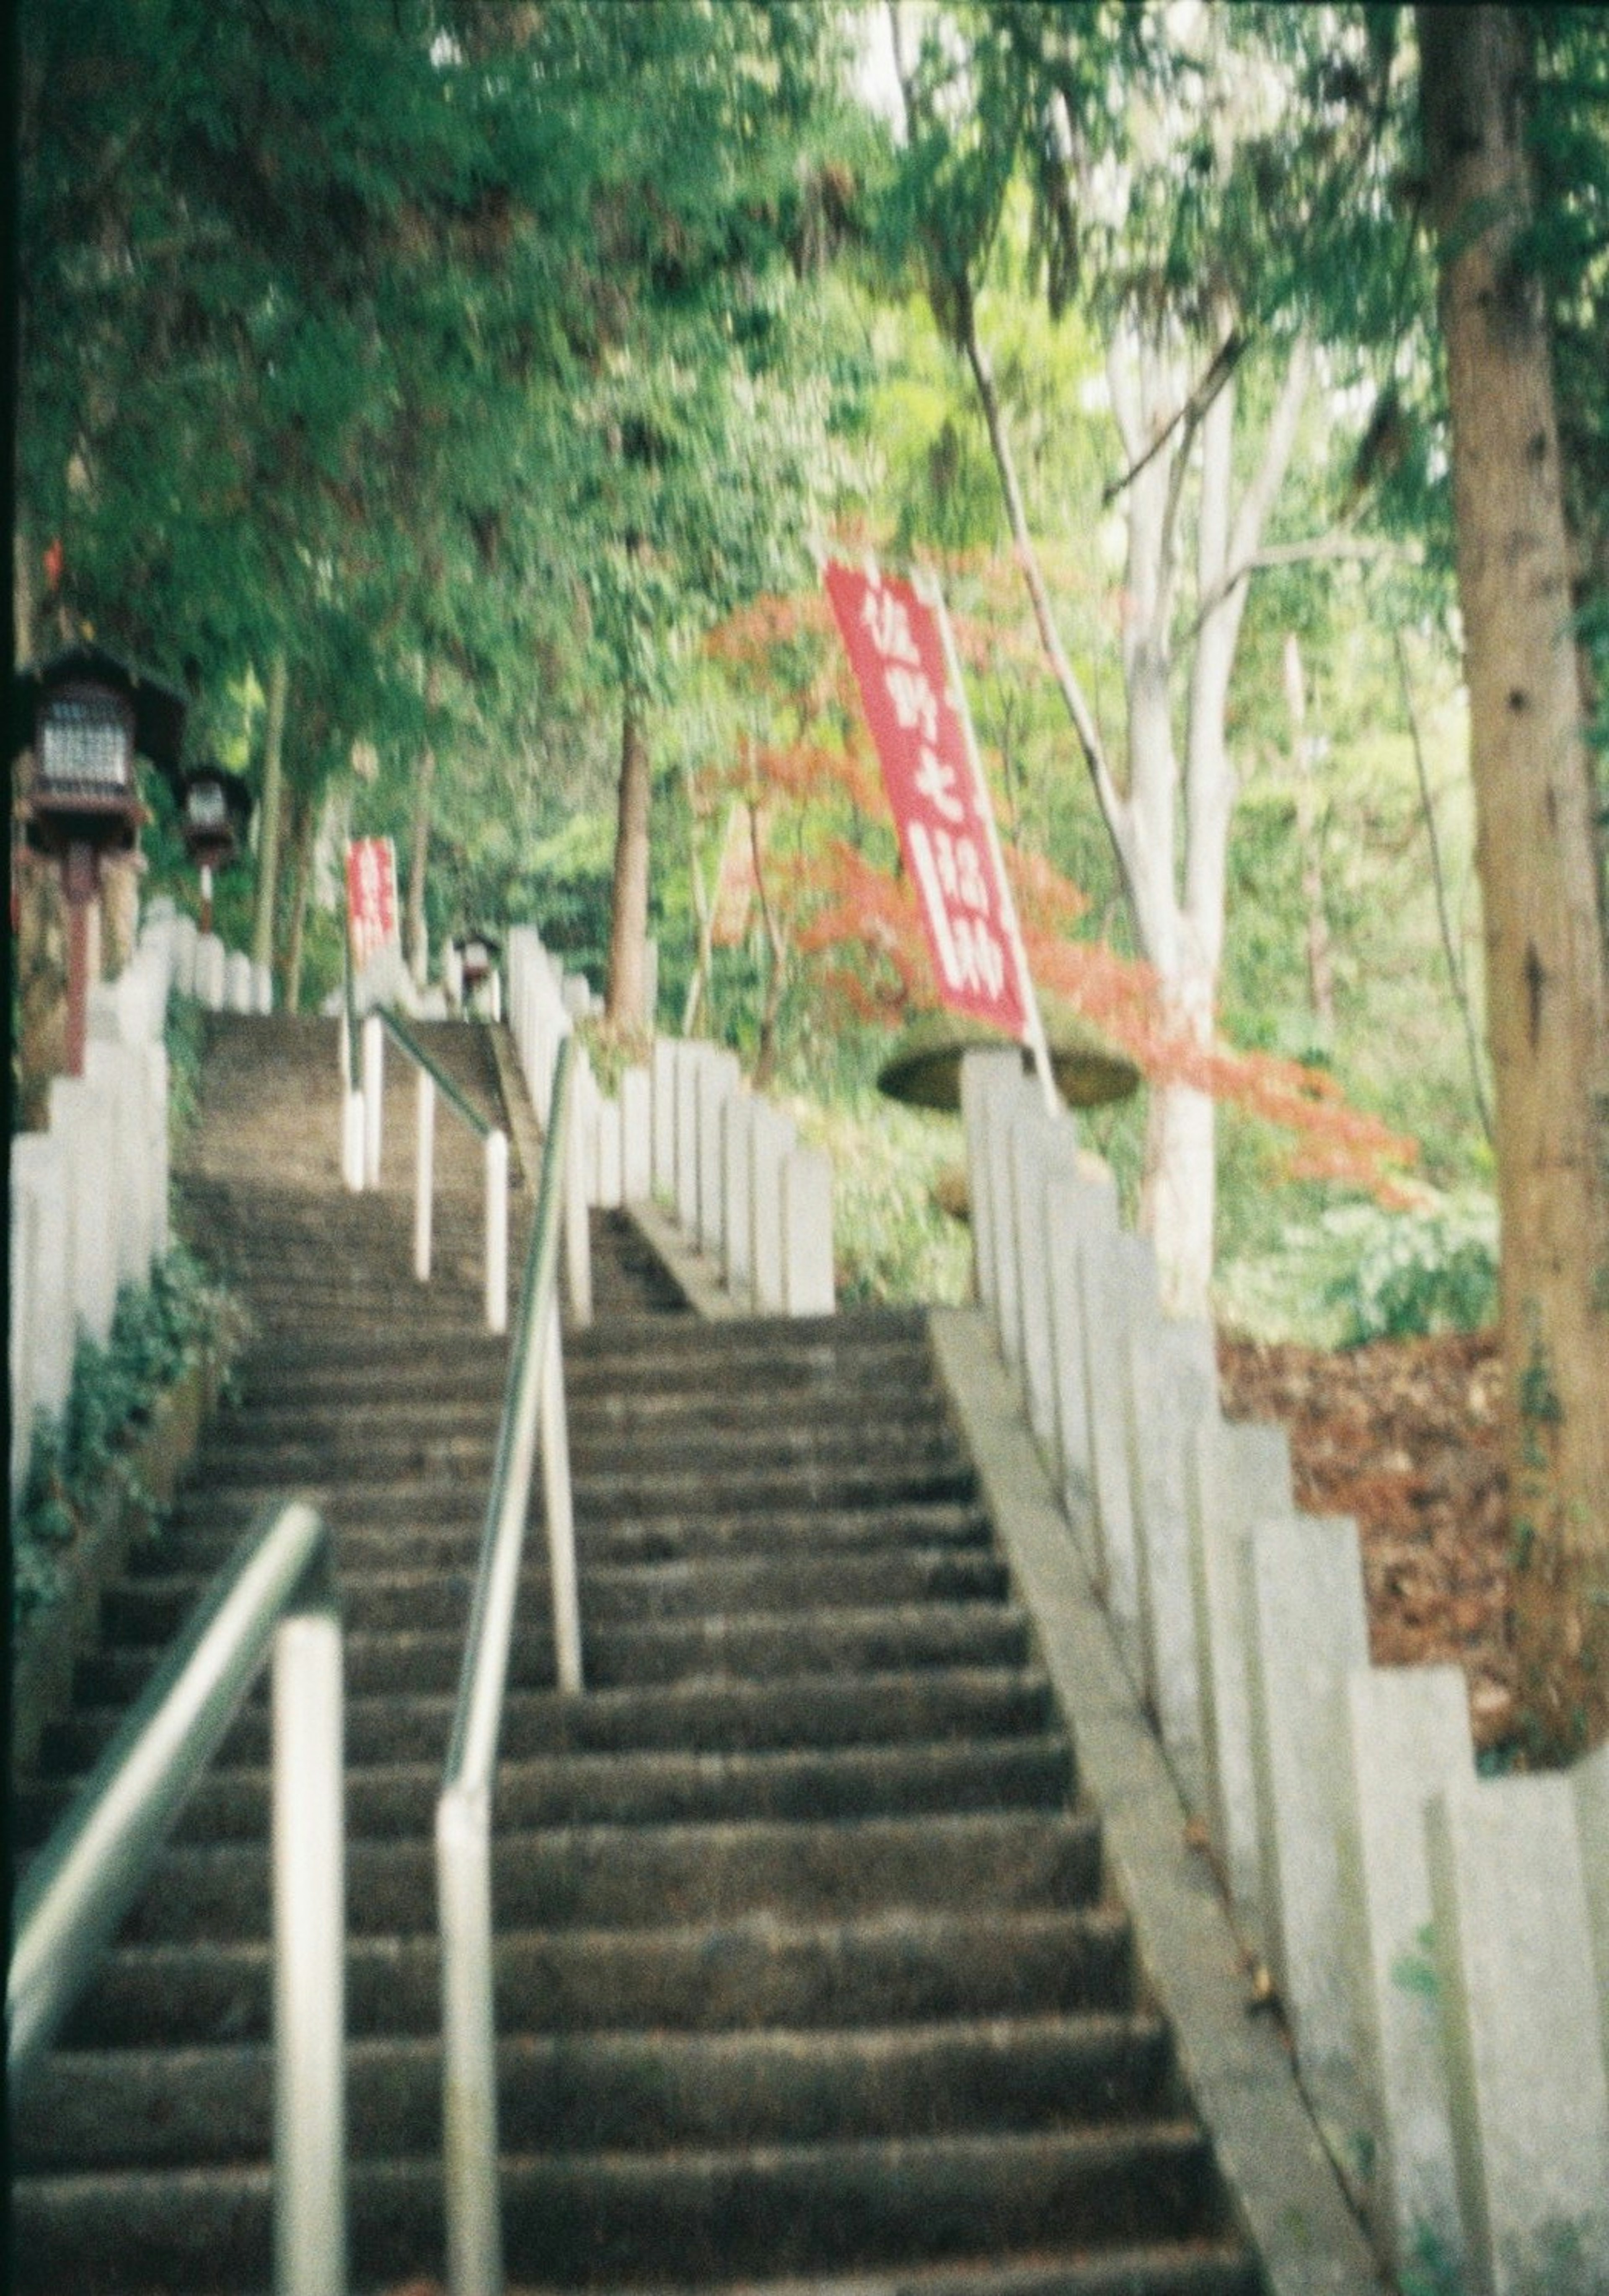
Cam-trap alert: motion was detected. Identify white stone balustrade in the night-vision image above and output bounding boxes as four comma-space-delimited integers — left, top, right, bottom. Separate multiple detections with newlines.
957, 1059, 1609, 2292
10, 928, 186, 1503
499, 925, 833, 1319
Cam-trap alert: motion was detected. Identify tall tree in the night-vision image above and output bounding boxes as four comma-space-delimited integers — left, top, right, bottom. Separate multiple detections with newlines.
1418, 3, 1609, 1756
887, 2, 1317, 1314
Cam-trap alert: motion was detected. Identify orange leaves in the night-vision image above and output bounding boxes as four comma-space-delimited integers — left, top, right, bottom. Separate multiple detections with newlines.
698, 583, 1418, 1205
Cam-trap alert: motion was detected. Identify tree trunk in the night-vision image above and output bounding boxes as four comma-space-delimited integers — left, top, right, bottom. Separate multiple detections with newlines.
606, 692, 652, 1027
1283, 634, 1336, 1037
682, 794, 715, 1037
406, 666, 439, 990
1420, 3, 1609, 1758
251, 653, 288, 978
284, 795, 317, 1016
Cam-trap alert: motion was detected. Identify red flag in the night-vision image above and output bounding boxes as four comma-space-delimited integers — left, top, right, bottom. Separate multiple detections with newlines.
824, 559, 1028, 1038
346, 837, 399, 970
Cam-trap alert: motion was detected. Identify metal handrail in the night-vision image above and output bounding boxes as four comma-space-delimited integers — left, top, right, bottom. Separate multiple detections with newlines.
8, 1498, 347, 2296
376, 1007, 492, 1141
351, 1003, 510, 1332
436, 1033, 581, 2296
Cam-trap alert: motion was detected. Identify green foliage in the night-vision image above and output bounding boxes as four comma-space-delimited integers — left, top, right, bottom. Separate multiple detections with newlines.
788, 1089, 972, 1309
13, 1245, 246, 1627
164, 994, 206, 1148
1218, 1187, 1498, 1347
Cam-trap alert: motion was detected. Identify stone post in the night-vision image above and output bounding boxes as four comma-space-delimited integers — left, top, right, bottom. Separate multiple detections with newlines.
49, 1076, 119, 1347
1339, 1666, 1472, 2279
1125, 1315, 1217, 1812
722, 1089, 756, 1302
595, 1091, 624, 1211
172, 913, 199, 999
226, 950, 255, 1012
751, 1100, 797, 1315
674, 1044, 701, 1235
620, 1066, 652, 1204
781, 1146, 834, 1316
651, 1039, 678, 1201
1077, 1226, 1160, 1679
1009, 1107, 1081, 1456
959, 1047, 1022, 1312
1573, 1741, 1609, 2078
1242, 1511, 1371, 2155
1426, 1776, 1609, 2294
1186, 1415, 1293, 1944
1044, 1167, 1120, 1539
696, 1049, 740, 1257
84, 1040, 150, 1288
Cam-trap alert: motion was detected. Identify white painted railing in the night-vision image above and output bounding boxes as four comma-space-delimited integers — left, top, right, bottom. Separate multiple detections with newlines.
435, 1033, 584, 2296
503, 925, 835, 1318
9, 1499, 347, 2296
338, 996, 510, 1336
961, 1047, 1609, 2293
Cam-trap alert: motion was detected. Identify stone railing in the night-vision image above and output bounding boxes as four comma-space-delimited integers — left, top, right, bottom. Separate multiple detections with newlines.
504, 926, 834, 1316
962, 1047, 1609, 2296
9, 901, 264, 1502
141, 896, 273, 1016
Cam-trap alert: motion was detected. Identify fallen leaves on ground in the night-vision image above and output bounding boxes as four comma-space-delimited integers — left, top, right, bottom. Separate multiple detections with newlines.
1218, 1327, 1513, 1751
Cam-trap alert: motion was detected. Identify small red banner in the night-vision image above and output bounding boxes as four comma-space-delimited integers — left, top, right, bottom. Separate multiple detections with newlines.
824, 559, 1028, 1038
346, 836, 399, 971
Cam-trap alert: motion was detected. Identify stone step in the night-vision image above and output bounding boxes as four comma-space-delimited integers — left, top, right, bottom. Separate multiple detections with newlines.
206, 1373, 955, 1441
187, 1418, 970, 1490
17, 2011, 1171, 2170
76, 1604, 1033, 1705
39, 1664, 1058, 1777
107, 1809, 1105, 1946
99, 1549, 1013, 1643
150, 1498, 996, 1571
13, 2121, 1223, 2293
17, 1734, 1074, 1850
505, 2251, 1259, 2296
153, 1456, 982, 1525
64, 1904, 1136, 2048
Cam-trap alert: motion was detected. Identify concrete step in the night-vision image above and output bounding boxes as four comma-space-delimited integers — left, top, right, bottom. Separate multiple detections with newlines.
150, 1497, 996, 1571
106, 1809, 1105, 1946
13, 2121, 1225, 2293
18, 1734, 1074, 1850
187, 1418, 972, 1491
63, 1903, 1137, 2048
76, 1603, 1034, 1705
39, 1664, 1059, 1777
17, 2011, 1172, 2169
99, 1548, 1013, 1644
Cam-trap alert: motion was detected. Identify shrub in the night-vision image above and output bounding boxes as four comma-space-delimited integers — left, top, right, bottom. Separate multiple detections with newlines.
1323, 1191, 1499, 1344
13, 1244, 246, 1626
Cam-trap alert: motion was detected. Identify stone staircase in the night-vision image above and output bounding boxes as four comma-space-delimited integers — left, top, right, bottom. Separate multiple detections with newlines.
10, 1014, 1257, 2295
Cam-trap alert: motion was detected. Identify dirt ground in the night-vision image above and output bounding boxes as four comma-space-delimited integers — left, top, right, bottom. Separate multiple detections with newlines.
1217, 1327, 1514, 1753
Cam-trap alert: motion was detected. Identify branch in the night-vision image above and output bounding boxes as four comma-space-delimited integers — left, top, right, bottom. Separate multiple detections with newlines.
1185, 531, 1399, 641
1225, 336, 1313, 586
1100, 328, 1246, 508
957, 281, 1140, 915
1394, 627, 1494, 1143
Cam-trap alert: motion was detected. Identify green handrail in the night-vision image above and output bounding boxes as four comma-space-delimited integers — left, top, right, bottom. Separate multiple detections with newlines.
376, 1006, 492, 1140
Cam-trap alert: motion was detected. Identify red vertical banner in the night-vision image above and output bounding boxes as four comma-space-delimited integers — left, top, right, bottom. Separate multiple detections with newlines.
346, 836, 399, 970
824, 558, 1030, 1039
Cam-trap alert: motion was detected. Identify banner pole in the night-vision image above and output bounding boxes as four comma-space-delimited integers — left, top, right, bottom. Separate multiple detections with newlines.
916, 571, 1061, 1121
